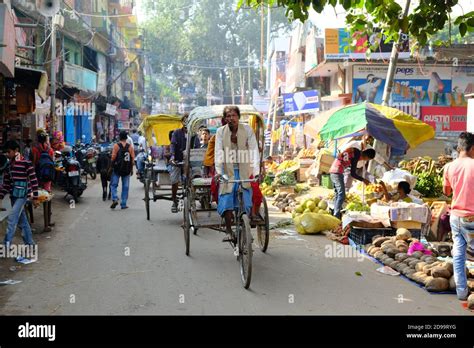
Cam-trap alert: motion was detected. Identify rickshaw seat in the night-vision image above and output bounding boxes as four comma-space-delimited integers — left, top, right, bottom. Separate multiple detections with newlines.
191, 177, 212, 186
153, 160, 168, 172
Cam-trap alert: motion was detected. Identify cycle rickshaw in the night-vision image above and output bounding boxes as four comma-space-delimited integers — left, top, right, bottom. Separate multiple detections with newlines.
182, 105, 270, 289
138, 114, 184, 220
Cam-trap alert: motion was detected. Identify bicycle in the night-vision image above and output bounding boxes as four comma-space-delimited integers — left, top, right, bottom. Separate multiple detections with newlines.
217, 174, 256, 289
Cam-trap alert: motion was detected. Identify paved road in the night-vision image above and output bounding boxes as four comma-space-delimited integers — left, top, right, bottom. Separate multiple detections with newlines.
0, 177, 469, 315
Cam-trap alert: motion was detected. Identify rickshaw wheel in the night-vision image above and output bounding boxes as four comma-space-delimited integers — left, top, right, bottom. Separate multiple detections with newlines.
239, 214, 253, 289
183, 196, 190, 256
257, 197, 270, 252
144, 178, 151, 221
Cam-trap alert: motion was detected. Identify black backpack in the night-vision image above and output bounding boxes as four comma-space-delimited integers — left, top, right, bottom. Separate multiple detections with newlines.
113, 143, 132, 176
36, 145, 55, 182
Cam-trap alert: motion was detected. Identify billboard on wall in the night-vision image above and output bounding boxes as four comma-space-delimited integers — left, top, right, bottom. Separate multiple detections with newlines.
421, 106, 467, 137
283, 90, 320, 116
452, 66, 474, 106
325, 28, 410, 60
352, 65, 453, 106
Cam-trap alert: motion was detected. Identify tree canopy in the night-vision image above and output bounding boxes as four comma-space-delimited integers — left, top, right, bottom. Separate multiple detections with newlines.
141, 0, 292, 105
238, 0, 474, 52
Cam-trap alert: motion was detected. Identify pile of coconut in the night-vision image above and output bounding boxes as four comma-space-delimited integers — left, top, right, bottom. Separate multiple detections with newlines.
365, 228, 474, 293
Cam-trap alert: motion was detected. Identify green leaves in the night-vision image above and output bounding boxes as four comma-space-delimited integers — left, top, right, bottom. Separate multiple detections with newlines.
237, 0, 474, 51
460, 22, 467, 37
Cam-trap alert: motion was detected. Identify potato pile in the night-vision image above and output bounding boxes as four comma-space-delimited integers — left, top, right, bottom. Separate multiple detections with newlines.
365, 229, 473, 292
272, 192, 298, 213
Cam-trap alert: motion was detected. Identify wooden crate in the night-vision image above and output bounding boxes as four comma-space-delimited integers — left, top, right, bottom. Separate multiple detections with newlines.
296, 165, 311, 182
278, 186, 295, 194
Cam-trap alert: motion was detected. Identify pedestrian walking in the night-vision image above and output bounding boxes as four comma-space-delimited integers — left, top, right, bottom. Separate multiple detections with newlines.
110, 131, 135, 210
443, 132, 474, 301
0, 140, 39, 248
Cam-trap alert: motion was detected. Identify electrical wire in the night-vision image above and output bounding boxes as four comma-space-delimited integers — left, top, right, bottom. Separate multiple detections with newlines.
63, 8, 137, 18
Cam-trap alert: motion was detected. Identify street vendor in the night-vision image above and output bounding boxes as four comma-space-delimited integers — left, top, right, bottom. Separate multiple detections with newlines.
340, 135, 393, 188
215, 106, 260, 242
330, 147, 375, 219
379, 181, 422, 204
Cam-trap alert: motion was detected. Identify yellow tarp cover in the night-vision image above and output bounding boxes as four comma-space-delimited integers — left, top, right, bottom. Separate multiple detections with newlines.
138, 114, 183, 146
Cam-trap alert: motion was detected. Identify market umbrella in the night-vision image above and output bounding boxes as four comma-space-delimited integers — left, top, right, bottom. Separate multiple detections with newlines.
303, 106, 344, 140
319, 102, 435, 149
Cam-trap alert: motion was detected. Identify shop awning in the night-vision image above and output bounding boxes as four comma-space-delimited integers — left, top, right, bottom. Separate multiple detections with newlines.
14, 66, 48, 101
305, 61, 343, 78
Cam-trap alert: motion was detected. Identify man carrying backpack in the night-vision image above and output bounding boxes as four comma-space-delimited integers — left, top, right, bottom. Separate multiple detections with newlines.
110, 131, 135, 210
32, 132, 55, 192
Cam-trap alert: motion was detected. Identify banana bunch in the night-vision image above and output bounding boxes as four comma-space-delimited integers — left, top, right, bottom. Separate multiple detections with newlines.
298, 148, 315, 158
345, 193, 362, 204
366, 184, 383, 194
260, 183, 275, 197
267, 162, 278, 173
278, 160, 298, 171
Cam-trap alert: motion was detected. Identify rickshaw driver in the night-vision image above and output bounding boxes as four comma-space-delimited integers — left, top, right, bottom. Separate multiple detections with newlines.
215, 106, 260, 242
169, 114, 189, 213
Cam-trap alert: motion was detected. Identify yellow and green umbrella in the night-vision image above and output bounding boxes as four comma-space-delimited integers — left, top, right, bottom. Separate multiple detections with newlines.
319, 103, 435, 149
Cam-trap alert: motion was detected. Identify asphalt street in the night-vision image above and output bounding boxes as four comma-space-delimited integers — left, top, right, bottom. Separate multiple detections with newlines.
0, 176, 469, 315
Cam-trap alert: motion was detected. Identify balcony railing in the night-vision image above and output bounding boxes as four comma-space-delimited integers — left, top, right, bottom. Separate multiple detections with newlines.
63, 62, 98, 92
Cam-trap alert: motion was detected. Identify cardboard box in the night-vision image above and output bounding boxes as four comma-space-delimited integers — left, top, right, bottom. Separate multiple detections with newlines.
318, 154, 335, 174
391, 221, 423, 230
279, 186, 295, 194
296, 167, 309, 182
389, 205, 429, 223
429, 201, 449, 241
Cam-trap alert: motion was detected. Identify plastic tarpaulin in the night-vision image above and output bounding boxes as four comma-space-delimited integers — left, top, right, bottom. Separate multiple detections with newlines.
65, 107, 75, 145
138, 114, 183, 146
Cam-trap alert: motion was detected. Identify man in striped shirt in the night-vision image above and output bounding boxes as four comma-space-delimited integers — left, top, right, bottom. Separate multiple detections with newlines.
0, 141, 39, 247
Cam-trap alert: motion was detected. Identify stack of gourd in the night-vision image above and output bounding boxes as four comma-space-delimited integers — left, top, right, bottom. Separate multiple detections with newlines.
366, 229, 474, 292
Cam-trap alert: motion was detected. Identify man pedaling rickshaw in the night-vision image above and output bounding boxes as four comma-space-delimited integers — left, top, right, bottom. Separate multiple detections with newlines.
213, 106, 263, 242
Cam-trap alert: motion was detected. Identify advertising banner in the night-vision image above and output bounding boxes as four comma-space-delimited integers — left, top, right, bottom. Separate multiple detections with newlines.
452, 66, 474, 106
283, 90, 320, 116
421, 106, 467, 136
352, 65, 453, 107
325, 28, 410, 60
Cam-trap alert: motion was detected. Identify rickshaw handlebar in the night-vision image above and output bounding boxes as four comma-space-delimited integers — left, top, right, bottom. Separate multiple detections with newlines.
218, 176, 258, 184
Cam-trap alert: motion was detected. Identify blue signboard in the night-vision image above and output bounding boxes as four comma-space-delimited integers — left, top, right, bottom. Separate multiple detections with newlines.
283, 90, 320, 116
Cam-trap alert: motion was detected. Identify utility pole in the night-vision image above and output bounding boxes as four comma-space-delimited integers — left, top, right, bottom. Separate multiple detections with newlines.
50, 17, 57, 126
230, 69, 235, 104
248, 43, 252, 105
266, 3, 271, 93
381, 0, 411, 106
239, 66, 244, 104
260, 3, 264, 87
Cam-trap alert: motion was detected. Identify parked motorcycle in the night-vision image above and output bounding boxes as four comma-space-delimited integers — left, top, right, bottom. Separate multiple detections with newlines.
74, 143, 98, 180
55, 149, 87, 202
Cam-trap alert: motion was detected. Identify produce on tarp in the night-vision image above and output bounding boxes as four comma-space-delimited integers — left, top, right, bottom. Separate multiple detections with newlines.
364, 235, 459, 292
